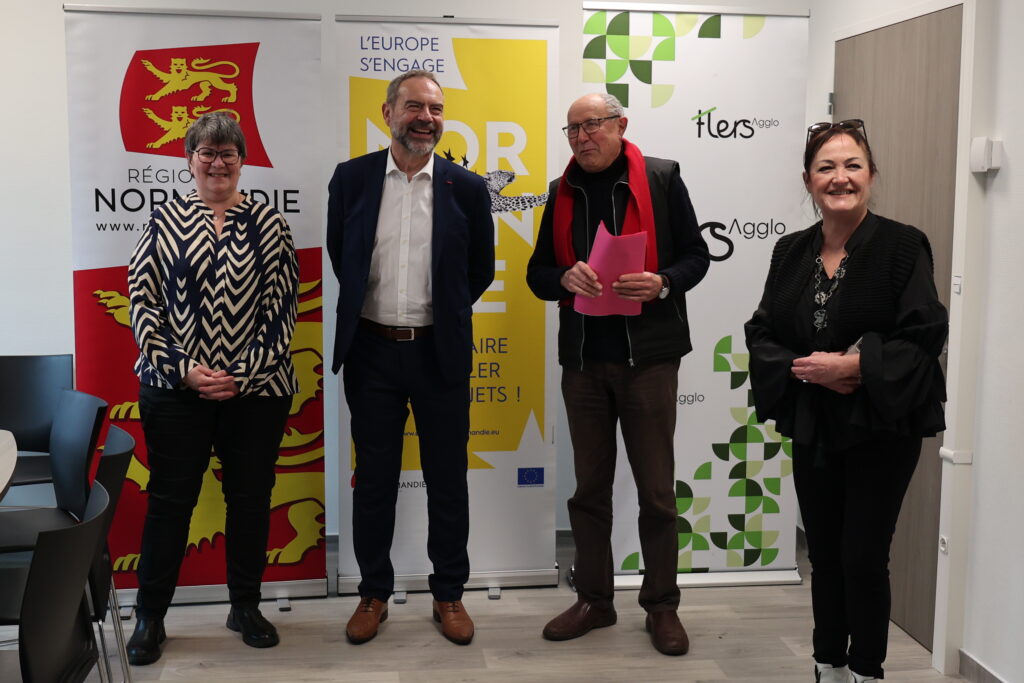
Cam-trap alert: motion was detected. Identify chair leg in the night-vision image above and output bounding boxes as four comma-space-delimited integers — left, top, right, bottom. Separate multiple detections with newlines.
85, 582, 113, 683
95, 619, 111, 683
109, 582, 133, 683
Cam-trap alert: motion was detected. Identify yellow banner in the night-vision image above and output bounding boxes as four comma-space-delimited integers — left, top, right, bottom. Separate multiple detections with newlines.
347, 37, 549, 471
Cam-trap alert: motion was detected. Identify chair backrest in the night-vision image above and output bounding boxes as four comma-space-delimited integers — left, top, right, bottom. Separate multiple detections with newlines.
49, 389, 107, 520
19, 482, 109, 683
0, 354, 74, 452
87, 425, 135, 622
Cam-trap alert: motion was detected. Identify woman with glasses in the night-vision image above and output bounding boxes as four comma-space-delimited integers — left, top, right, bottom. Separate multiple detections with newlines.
744, 120, 947, 683
126, 111, 299, 665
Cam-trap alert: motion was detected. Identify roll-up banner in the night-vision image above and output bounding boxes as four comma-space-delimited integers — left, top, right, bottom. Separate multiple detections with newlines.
64, 7, 326, 601
578, 5, 808, 585
333, 17, 560, 591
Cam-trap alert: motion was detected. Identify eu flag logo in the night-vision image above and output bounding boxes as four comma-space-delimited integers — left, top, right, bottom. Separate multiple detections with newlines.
517, 467, 544, 487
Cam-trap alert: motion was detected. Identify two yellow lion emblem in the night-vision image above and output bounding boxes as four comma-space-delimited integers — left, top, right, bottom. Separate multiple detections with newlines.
138, 57, 242, 150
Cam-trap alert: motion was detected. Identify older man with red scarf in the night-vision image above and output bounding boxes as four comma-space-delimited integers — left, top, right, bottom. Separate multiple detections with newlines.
527, 93, 709, 656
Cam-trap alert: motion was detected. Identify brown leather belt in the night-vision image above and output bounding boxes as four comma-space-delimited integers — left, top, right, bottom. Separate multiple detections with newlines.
359, 318, 433, 341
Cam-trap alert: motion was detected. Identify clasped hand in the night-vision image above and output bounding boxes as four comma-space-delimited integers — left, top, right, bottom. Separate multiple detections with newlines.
791, 351, 861, 395
560, 261, 662, 302
184, 365, 240, 400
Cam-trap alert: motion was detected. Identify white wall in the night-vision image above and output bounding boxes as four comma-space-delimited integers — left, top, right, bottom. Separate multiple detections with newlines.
1, 2, 74, 354
5, 1, 1021, 678
957, 0, 1024, 677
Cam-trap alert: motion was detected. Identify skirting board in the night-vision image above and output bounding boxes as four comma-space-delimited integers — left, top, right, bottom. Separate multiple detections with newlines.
959, 649, 1009, 683
117, 578, 327, 607
337, 568, 560, 595
614, 569, 803, 589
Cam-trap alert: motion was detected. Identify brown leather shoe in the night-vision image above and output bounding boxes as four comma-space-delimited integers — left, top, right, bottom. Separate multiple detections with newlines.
432, 600, 474, 645
542, 599, 617, 641
346, 597, 388, 644
646, 610, 689, 655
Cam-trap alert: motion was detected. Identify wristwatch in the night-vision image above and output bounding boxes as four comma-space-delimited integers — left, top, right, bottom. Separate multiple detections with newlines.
657, 274, 670, 299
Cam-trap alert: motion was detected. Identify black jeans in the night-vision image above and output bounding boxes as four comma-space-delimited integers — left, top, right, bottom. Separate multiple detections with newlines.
343, 328, 471, 602
135, 385, 291, 617
561, 360, 681, 612
793, 434, 922, 680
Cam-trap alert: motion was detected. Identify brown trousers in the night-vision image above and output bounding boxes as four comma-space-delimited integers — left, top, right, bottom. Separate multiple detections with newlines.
562, 359, 681, 612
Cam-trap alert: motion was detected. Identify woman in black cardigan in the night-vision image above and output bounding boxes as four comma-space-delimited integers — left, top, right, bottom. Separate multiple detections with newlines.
745, 120, 947, 683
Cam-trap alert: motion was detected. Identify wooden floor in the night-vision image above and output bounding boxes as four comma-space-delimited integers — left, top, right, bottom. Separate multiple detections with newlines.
1, 536, 962, 682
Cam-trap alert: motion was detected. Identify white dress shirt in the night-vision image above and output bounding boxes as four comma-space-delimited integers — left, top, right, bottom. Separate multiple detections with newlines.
361, 152, 435, 326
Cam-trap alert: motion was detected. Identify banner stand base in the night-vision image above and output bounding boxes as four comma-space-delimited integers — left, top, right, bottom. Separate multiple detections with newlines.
614, 569, 802, 590
117, 578, 327, 608
337, 568, 559, 595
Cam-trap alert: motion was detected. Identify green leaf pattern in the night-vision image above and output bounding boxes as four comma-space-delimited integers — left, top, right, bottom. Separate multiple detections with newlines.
582, 10, 768, 108
623, 334, 793, 573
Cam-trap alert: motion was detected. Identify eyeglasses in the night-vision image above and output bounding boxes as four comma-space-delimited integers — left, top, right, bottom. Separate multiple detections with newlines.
562, 115, 620, 139
193, 147, 241, 164
806, 119, 867, 143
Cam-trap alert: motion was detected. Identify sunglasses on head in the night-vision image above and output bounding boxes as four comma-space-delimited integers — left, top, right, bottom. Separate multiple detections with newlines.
806, 119, 867, 143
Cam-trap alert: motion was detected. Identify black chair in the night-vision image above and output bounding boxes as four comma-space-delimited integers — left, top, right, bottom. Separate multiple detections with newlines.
0, 425, 133, 683
8, 453, 53, 487
0, 482, 110, 683
0, 354, 74, 453
0, 389, 107, 550
87, 425, 136, 683
11, 383, 106, 490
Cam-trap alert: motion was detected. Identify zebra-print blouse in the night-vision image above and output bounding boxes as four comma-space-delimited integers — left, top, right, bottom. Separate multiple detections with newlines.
128, 191, 299, 397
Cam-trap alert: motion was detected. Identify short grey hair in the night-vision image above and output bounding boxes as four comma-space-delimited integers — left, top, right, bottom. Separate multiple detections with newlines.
600, 93, 625, 118
184, 111, 246, 159
386, 70, 442, 107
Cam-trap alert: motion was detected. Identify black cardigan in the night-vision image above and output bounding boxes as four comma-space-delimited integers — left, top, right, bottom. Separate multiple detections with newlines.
744, 213, 948, 449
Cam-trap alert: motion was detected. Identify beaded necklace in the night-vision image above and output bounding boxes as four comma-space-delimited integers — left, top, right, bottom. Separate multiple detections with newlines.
812, 255, 848, 330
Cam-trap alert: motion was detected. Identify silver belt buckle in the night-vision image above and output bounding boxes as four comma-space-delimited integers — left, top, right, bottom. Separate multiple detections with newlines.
394, 327, 415, 341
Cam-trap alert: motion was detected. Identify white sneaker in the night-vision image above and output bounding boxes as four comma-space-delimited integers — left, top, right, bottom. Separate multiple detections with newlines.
815, 662, 851, 683
851, 673, 878, 682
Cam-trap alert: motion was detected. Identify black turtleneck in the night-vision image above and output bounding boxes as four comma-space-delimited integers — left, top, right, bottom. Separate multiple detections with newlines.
584, 151, 628, 237
577, 150, 631, 363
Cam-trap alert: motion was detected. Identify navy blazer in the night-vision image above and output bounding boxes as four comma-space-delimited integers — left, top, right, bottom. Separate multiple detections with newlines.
326, 149, 495, 384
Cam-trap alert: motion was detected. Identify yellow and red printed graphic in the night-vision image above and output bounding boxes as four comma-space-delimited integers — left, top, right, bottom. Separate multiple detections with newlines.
347, 38, 548, 471
74, 248, 325, 587
119, 42, 272, 167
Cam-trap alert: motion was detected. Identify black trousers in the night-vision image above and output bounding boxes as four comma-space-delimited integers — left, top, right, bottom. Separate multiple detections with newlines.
561, 360, 681, 612
343, 329, 470, 602
793, 434, 922, 680
135, 385, 291, 618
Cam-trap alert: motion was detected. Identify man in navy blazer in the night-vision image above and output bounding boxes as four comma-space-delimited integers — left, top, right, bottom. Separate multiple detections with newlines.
326, 70, 494, 646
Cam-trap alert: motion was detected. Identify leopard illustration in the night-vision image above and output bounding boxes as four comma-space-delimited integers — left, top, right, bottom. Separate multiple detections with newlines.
484, 170, 548, 214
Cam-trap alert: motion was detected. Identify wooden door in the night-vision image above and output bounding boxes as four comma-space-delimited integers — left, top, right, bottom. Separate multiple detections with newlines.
833, 4, 962, 649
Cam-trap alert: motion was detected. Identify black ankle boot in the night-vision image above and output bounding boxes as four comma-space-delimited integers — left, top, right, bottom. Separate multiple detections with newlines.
127, 616, 166, 665
226, 605, 279, 648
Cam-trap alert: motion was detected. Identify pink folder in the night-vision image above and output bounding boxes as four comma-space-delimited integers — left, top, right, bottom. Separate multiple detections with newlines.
574, 222, 647, 317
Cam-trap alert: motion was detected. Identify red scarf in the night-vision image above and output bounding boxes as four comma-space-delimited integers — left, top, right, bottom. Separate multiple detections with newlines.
553, 138, 658, 273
